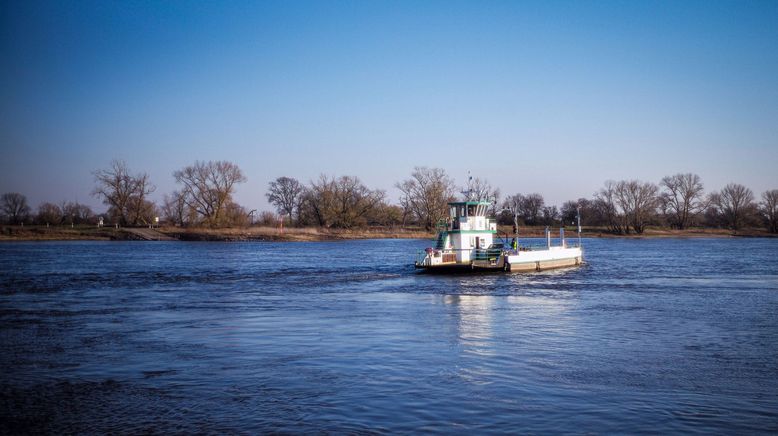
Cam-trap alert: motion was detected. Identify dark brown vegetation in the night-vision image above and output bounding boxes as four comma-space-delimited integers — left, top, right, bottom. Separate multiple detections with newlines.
0, 225, 144, 241
0, 224, 431, 242
92, 160, 155, 227
660, 173, 705, 230
762, 189, 778, 233
171, 160, 247, 227
2, 164, 777, 240
396, 167, 457, 230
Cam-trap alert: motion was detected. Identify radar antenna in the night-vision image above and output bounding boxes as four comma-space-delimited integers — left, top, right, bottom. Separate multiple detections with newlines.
460, 171, 476, 201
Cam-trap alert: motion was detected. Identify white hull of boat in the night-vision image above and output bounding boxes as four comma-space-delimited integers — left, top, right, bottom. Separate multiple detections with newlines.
416, 246, 583, 272
503, 246, 582, 272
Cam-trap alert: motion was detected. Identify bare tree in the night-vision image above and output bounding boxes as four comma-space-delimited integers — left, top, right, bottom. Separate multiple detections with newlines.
561, 198, 599, 226
1, 192, 31, 224
92, 160, 155, 226
660, 173, 705, 229
396, 167, 456, 230
301, 175, 335, 227
331, 176, 384, 228
501, 194, 525, 225
500, 192, 544, 225
541, 205, 560, 226
173, 160, 247, 227
521, 193, 545, 225
594, 180, 624, 233
595, 180, 656, 234
761, 189, 778, 233
714, 183, 756, 230
128, 174, 156, 225
134, 199, 158, 225
266, 177, 304, 225
462, 176, 499, 201
161, 191, 194, 226
62, 202, 95, 226
703, 192, 723, 227
301, 175, 384, 228
367, 202, 404, 227
462, 176, 500, 216
223, 201, 250, 227
256, 211, 278, 226
398, 192, 413, 227
615, 180, 659, 234
36, 202, 63, 225
560, 200, 579, 226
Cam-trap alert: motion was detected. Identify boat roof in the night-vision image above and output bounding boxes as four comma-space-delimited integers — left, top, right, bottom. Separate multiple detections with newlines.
448, 201, 492, 206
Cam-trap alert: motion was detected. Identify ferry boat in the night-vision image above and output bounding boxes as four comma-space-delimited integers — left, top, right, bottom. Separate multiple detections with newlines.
414, 200, 583, 272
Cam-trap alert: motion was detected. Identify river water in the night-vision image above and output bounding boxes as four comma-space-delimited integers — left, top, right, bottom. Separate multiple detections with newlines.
1, 238, 777, 433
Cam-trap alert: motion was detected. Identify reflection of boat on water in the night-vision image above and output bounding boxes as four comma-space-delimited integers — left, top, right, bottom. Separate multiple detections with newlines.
414, 200, 583, 273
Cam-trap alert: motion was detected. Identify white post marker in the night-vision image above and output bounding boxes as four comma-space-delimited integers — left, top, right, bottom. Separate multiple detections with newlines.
577, 207, 582, 247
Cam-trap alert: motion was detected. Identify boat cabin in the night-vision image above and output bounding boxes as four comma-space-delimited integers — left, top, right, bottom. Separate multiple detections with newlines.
437, 201, 497, 263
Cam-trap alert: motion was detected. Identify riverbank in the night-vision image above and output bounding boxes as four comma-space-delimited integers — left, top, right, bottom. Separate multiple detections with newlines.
162, 226, 432, 242
0, 226, 132, 241
0, 225, 433, 242
1, 224, 774, 242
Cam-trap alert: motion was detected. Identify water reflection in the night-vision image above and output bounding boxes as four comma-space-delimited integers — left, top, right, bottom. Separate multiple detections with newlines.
443, 294, 494, 355
454, 274, 501, 295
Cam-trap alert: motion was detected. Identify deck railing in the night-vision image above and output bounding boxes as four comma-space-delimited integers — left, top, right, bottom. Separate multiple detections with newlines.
417, 240, 581, 265
416, 247, 502, 265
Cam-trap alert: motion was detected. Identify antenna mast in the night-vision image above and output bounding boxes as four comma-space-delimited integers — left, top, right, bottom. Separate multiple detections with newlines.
461, 171, 475, 201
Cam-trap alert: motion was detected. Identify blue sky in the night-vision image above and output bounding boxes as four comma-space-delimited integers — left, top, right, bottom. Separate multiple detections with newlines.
1, 0, 777, 213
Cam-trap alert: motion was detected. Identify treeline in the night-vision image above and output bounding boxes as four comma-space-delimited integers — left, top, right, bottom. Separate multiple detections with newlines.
265, 169, 778, 234
2, 162, 777, 234
1, 160, 249, 228
556, 176, 778, 234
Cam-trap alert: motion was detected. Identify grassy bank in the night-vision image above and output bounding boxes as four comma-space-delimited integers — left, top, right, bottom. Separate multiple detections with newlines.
499, 225, 776, 238
0, 225, 433, 242
1, 224, 774, 242
160, 226, 432, 242
0, 225, 136, 241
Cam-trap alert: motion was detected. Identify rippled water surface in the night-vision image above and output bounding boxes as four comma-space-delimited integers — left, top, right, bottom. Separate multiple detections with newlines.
1, 238, 777, 433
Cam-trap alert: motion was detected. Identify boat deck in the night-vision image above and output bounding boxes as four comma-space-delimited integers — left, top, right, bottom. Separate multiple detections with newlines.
416, 246, 583, 273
